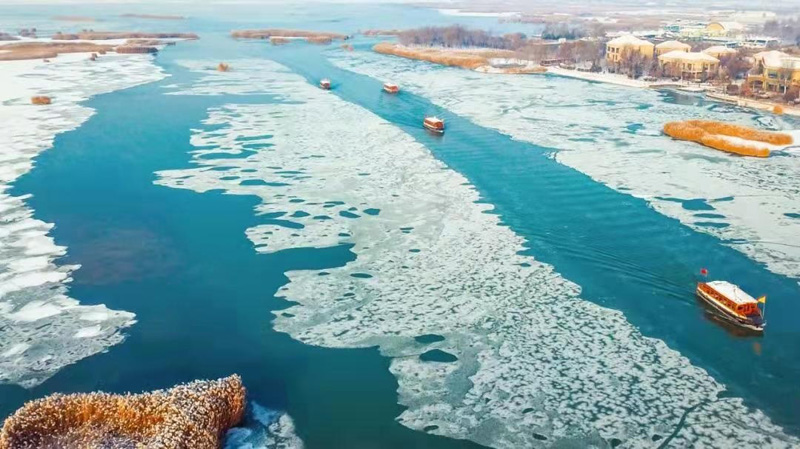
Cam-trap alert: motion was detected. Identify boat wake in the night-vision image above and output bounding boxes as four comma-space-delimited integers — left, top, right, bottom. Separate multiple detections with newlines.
156, 58, 800, 448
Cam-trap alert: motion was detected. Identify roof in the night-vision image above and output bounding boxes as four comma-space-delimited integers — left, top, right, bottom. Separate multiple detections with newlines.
425, 117, 443, 123
607, 34, 653, 47
656, 40, 691, 50
707, 21, 745, 32
754, 50, 800, 69
706, 281, 758, 305
703, 45, 737, 56
659, 50, 719, 63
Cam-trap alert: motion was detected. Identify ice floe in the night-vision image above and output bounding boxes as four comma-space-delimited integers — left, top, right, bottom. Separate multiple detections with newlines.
225, 403, 304, 449
0, 52, 162, 387
330, 50, 800, 280
157, 59, 800, 448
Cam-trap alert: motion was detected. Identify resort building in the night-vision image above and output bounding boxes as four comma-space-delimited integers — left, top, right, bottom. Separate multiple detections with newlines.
658, 51, 720, 80
655, 40, 691, 56
747, 50, 800, 92
705, 22, 745, 37
605, 35, 654, 65
703, 46, 738, 58
741, 36, 780, 49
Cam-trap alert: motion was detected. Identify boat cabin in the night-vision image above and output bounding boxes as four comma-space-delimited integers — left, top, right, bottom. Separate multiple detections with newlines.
320, 79, 331, 90
383, 83, 399, 94
423, 117, 445, 133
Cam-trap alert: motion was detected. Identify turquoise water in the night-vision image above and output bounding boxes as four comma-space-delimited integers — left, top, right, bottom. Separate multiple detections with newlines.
2, 3, 800, 448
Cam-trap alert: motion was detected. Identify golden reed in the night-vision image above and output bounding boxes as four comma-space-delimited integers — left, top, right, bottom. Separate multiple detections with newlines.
663, 120, 793, 158
0, 376, 245, 449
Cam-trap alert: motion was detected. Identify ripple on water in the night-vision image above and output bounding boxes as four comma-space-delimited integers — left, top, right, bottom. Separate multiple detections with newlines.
329, 50, 800, 280
155, 59, 800, 448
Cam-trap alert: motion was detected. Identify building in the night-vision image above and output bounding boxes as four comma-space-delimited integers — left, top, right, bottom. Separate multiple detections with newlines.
703, 46, 738, 58
655, 40, 691, 56
658, 51, 720, 80
605, 34, 654, 65
747, 50, 800, 92
705, 22, 746, 37
741, 36, 780, 49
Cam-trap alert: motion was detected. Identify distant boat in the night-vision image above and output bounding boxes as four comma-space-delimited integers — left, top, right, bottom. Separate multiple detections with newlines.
320, 79, 331, 90
423, 116, 444, 133
696, 280, 765, 332
383, 82, 399, 94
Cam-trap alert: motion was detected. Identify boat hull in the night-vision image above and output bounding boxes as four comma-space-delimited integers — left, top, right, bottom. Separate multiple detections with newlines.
423, 123, 444, 133
696, 286, 764, 332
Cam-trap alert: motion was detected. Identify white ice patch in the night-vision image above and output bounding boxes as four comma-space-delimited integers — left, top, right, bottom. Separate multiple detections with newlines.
0, 52, 161, 387
224, 403, 304, 449
330, 50, 800, 280
157, 59, 800, 448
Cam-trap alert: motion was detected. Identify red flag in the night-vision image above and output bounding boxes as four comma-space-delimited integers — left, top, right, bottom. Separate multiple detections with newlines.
700, 268, 708, 276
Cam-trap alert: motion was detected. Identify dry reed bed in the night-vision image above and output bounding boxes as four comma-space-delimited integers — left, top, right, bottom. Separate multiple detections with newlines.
0, 42, 116, 61
373, 42, 489, 70
231, 29, 346, 44
663, 120, 793, 158
52, 31, 198, 40
0, 376, 245, 449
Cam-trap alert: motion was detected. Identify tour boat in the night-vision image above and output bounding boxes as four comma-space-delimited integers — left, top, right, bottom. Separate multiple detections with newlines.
383, 82, 399, 94
320, 79, 331, 90
696, 281, 765, 332
423, 116, 445, 134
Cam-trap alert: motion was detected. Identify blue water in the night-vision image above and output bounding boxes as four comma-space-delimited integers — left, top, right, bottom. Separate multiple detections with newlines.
2, 3, 800, 448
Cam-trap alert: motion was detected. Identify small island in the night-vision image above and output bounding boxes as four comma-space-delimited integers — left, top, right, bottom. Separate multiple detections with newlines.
0, 376, 245, 449
51, 31, 198, 40
663, 120, 793, 157
0, 30, 198, 61
231, 28, 347, 45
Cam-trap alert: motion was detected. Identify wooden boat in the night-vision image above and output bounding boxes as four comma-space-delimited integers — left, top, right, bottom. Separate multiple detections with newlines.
320, 79, 331, 90
423, 116, 444, 134
696, 281, 765, 332
383, 82, 399, 94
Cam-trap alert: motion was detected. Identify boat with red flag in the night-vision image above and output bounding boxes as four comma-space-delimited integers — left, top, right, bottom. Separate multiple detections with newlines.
696, 271, 766, 332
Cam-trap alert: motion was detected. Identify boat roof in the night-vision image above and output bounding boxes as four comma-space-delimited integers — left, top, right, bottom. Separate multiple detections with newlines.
384, 82, 398, 87
425, 116, 443, 123
706, 281, 758, 305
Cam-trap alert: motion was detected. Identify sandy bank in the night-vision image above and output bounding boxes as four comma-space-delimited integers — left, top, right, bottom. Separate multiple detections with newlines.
231, 29, 346, 44
0, 376, 245, 448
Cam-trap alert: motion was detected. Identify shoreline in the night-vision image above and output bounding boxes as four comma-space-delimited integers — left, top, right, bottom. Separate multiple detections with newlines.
547, 67, 800, 117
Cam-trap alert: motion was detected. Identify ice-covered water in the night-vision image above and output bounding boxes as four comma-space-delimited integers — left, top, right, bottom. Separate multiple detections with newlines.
225, 403, 304, 449
156, 59, 799, 448
330, 49, 800, 281
0, 53, 163, 387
